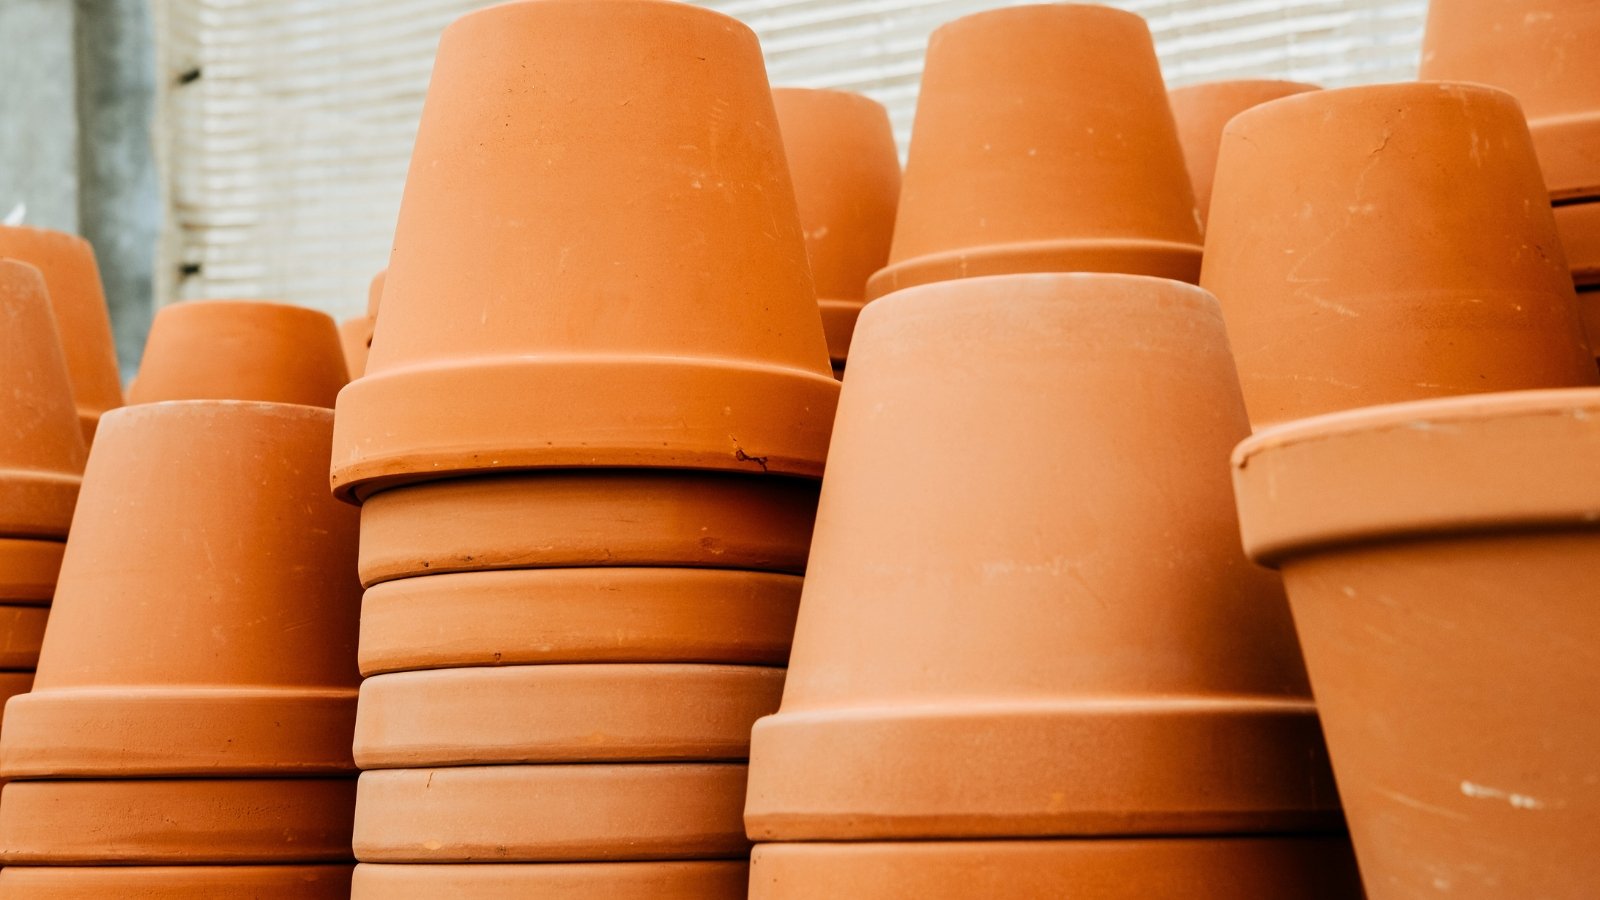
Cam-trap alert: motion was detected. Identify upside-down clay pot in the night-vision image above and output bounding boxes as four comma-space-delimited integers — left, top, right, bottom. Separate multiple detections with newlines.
1167, 79, 1319, 227
0, 402, 362, 778
357, 471, 817, 585
127, 300, 349, 407
0, 226, 123, 441
745, 273, 1336, 841
0, 778, 356, 863
1233, 389, 1600, 899
772, 88, 901, 371
329, 0, 837, 501
358, 568, 801, 675
0, 260, 88, 540
351, 862, 747, 899
354, 764, 749, 862
1419, 0, 1600, 202
864, 5, 1202, 301
0, 865, 353, 899
1558, 203, 1600, 289
341, 271, 385, 380
1202, 83, 1597, 429
748, 838, 1362, 899
0, 539, 63, 606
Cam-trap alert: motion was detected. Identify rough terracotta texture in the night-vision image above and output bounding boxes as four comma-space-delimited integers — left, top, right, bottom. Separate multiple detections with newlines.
1419, 0, 1600, 200
128, 300, 349, 407
749, 838, 1363, 899
1167, 79, 1319, 227
866, 5, 1201, 301
772, 88, 900, 368
330, 0, 837, 500
1234, 389, 1600, 899
0, 866, 354, 899
1202, 83, 1597, 429
354, 664, 783, 768
0, 260, 87, 540
0, 778, 357, 864
1, 402, 362, 778
0, 226, 123, 441
0, 605, 48, 669
357, 471, 817, 586
1556, 200, 1600, 288
0, 539, 63, 605
351, 862, 747, 899
359, 568, 801, 675
746, 274, 1334, 841
354, 764, 750, 862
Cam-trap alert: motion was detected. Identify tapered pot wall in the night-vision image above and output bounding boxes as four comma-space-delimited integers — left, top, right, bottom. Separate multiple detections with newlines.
0, 401, 362, 778
330, 0, 836, 500
772, 88, 901, 368
866, 5, 1202, 299
128, 300, 348, 407
1234, 389, 1600, 899
0, 226, 123, 441
0, 261, 88, 540
1168, 79, 1319, 227
1202, 83, 1597, 429
746, 273, 1334, 841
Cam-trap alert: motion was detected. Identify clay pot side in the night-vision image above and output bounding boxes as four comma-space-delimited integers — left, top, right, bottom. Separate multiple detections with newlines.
359, 568, 802, 675
1581, 288, 1600, 366
1235, 389, 1600, 900
772, 87, 901, 367
352, 861, 748, 900
1557, 200, 1600, 289
128, 300, 349, 408
0, 226, 124, 441
331, 0, 838, 500
0, 261, 88, 541
1168, 79, 1320, 228
0, 539, 64, 606
1, 401, 362, 778
0, 604, 48, 670
357, 470, 818, 586
749, 837, 1364, 900
340, 316, 375, 380
866, 5, 1202, 301
354, 664, 783, 768
0, 778, 357, 864
1202, 82, 1597, 429
1419, 0, 1600, 200
746, 273, 1334, 843
353, 764, 750, 863
367, 269, 385, 318
0, 866, 355, 900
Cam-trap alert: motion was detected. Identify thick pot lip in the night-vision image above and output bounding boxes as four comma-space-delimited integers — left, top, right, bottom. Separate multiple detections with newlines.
861, 271, 1222, 327
931, 3, 1145, 39
446, 0, 755, 43
150, 298, 338, 326
1233, 388, 1600, 566
1226, 79, 1523, 137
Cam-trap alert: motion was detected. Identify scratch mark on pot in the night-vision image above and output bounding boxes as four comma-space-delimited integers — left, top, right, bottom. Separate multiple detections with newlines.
1460, 781, 1545, 809
1310, 296, 1360, 318
1378, 787, 1470, 821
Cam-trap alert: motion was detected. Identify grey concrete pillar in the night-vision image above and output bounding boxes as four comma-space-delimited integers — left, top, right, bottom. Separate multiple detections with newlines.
0, 0, 80, 233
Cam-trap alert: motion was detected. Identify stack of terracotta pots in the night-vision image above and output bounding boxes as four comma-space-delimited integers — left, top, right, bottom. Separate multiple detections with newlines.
771, 88, 900, 377
0, 261, 87, 737
0, 400, 361, 897
340, 272, 383, 380
129, 299, 349, 406
332, 2, 836, 895
1168, 79, 1319, 228
1420, 0, 1600, 363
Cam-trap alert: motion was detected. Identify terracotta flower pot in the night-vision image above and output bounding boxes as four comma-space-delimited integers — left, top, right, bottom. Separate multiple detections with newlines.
0, 402, 361, 778
128, 300, 348, 407
1202, 82, 1597, 429
772, 88, 901, 371
745, 273, 1334, 842
0, 866, 353, 899
1558, 202, 1600, 289
359, 568, 801, 675
0, 260, 87, 540
1167, 79, 1319, 228
354, 664, 782, 768
340, 316, 375, 380
0, 671, 33, 732
1419, 0, 1600, 202
357, 471, 817, 586
0, 605, 48, 670
1233, 388, 1600, 899
0, 227, 123, 441
354, 764, 749, 862
0, 778, 356, 864
329, 0, 836, 501
749, 837, 1363, 899
0, 539, 63, 605
352, 861, 747, 899
864, 5, 1201, 301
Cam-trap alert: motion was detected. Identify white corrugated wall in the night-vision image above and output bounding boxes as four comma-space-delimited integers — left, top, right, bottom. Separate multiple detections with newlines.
151, 0, 1426, 319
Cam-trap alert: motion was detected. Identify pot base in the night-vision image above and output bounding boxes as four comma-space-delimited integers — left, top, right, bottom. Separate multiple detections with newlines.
748, 836, 1363, 899
0, 538, 63, 604
0, 865, 354, 898
353, 763, 749, 862
352, 861, 747, 898
0, 604, 48, 669
864, 239, 1202, 301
